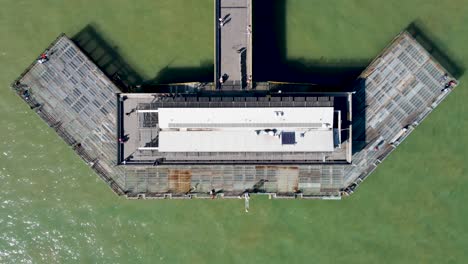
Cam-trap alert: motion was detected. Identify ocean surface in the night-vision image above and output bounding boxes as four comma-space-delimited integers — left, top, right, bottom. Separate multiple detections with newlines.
0, 106, 277, 263
2, 0, 468, 262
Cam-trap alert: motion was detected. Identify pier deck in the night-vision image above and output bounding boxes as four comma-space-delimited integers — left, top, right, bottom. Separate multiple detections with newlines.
12, 29, 458, 198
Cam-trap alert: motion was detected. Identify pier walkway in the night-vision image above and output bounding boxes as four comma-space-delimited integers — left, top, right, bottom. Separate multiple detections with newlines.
215, 0, 253, 90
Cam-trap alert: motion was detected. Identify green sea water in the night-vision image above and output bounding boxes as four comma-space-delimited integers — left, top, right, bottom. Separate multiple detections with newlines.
1, 0, 468, 263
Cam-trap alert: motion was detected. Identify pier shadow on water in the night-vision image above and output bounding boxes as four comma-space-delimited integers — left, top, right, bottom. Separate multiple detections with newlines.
71, 5, 462, 155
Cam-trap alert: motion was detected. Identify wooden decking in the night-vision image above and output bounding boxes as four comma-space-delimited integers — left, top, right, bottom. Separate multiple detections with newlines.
343, 31, 458, 187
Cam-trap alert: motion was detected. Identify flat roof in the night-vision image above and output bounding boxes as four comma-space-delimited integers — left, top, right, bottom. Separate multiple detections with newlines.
158, 107, 333, 129
157, 107, 334, 152
159, 130, 333, 152
120, 94, 351, 164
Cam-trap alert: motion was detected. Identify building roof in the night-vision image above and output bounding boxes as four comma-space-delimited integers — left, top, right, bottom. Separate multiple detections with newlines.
158, 107, 333, 129
157, 107, 334, 152
159, 130, 333, 152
